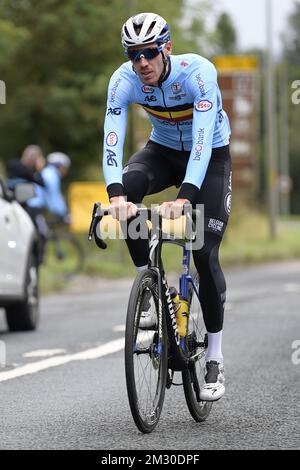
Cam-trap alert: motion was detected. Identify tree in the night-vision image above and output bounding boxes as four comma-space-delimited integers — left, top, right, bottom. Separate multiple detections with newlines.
0, 0, 216, 178
283, 1, 300, 65
214, 12, 237, 55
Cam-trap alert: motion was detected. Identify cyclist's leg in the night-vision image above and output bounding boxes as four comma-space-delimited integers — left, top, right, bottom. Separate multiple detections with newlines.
192, 145, 231, 335
192, 145, 232, 399
122, 141, 177, 268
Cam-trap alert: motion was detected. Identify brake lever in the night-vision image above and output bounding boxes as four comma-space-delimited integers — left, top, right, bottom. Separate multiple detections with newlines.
88, 202, 107, 250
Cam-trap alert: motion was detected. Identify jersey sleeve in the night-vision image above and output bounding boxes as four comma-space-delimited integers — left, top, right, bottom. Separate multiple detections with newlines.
102, 68, 132, 199
177, 61, 218, 202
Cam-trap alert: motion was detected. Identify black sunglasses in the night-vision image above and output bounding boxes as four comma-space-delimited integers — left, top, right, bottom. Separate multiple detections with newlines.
127, 47, 162, 63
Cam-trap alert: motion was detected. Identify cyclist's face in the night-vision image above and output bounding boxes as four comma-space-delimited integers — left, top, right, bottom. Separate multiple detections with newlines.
129, 42, 172, 86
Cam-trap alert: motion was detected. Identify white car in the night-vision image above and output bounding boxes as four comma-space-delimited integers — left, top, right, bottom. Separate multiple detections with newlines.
0, 178, 39, 331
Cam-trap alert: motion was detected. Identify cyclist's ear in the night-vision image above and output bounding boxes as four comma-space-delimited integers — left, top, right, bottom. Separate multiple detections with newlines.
163, 41, 172, 56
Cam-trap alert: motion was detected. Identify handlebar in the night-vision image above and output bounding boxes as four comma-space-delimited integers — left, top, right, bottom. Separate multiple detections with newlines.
88, 202, 201, 250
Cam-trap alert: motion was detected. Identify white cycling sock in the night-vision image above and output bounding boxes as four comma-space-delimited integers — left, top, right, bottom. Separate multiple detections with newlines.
136, 264, 148, 273
206, 331, 224, 363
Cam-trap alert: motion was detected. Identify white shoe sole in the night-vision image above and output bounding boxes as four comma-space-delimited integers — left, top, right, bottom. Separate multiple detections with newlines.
200, 384, 225, 402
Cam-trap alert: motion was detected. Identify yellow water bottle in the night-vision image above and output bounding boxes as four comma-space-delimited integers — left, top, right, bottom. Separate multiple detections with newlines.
169, 287, 189, 337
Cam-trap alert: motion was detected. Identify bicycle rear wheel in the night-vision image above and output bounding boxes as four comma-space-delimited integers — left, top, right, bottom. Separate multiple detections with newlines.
182, 272, 213, 422
125, 269, 168, 433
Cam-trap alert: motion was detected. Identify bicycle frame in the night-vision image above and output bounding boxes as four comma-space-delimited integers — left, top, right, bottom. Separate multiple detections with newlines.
88, 202, 201, 372
148, 218, 201, 371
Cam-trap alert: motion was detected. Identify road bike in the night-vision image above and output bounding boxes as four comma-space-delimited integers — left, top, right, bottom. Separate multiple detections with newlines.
88, 202, 212, 433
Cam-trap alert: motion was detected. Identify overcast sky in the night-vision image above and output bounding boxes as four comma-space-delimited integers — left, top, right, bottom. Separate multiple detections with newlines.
215, 0, 298, 53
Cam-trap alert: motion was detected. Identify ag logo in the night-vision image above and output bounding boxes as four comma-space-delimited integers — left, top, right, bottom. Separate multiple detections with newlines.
144, 95, 157, 102
195, 100, 213, 112
106, 132, 118, 146
106, 149, 117, 167
142, 85, 154, 93
107, 107, 121, 116
224, 192, 231, 215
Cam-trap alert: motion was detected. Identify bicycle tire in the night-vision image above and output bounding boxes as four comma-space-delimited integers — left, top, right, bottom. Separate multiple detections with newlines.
182, 272, 213, 422
125, 269, 168, 433
47, 231, 85, 279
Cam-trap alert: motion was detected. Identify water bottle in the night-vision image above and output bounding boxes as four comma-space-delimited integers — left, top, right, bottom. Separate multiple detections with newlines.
169, 287, 189, 337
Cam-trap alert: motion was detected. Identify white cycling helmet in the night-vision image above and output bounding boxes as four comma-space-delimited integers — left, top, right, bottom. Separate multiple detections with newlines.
121, 12, 170, 52
47, 152, 71, 169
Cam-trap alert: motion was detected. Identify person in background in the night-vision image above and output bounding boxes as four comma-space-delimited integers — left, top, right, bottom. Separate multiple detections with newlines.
6, 145, 46, 190
28, 152, 71, 221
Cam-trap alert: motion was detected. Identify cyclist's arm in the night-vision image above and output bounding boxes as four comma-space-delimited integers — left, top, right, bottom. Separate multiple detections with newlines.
103, 68, 132, 200
177, 62, 218, 203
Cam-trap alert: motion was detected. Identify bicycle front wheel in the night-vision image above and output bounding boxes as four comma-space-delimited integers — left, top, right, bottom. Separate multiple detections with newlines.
182, 272, 213, 422
125, 269, 168, 433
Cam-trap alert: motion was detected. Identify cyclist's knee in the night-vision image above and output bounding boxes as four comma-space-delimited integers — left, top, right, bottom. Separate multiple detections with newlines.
123, 170, 149, 203
193, 233, 222, 275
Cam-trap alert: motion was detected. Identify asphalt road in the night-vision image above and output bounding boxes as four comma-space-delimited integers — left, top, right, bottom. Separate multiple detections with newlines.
0, 261, 299, 450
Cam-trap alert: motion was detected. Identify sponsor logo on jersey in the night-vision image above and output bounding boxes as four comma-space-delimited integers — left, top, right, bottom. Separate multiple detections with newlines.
228, 171, 232, 191
193, 128, 205, 160
106, 132, 118, 146
208, 218, 224, 232
144, 95, 157, 102
217, 109, 224, 123
107, 107, 121, 116
110, 78, 121, 103
195, 73, 206, 97
161, 120, 177, 126
171, 82, 182, 93
195, 100, 213, 112
180, 60, 189, 67
106, 149, 117, 166
142, 85, 154, 93
168, 93, 187, 101
224, 192, 231, 215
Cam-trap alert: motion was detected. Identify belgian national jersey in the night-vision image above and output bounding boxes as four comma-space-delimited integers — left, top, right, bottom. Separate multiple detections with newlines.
103, 53, 231, 194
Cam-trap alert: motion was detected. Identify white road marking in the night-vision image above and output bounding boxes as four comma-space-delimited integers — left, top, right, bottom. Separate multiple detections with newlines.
23, 349, 67, 358
0, 338, 124, 383
283, 283, 300, 293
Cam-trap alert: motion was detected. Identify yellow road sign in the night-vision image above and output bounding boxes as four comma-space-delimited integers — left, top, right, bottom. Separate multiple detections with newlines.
214, 55, 258, 72
69, 182, 109, 233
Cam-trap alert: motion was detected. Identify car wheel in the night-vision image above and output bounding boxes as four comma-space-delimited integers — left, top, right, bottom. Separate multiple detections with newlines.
5, 253, 39, 331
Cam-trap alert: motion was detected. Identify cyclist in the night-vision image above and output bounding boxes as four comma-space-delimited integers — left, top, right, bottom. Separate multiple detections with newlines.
102, 12, 232, 401
28, 152, 71, 220
26, 152, 71, 263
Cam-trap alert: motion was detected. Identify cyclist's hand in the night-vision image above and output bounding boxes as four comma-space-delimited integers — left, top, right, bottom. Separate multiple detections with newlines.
156, 199, 190, 219
109, 196, 138, 221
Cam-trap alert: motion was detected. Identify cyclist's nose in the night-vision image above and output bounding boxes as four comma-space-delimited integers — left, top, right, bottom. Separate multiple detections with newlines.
139, 57, 150, 67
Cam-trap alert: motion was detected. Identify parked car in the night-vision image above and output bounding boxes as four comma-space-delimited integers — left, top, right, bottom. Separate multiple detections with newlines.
0, 178, 39, 331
